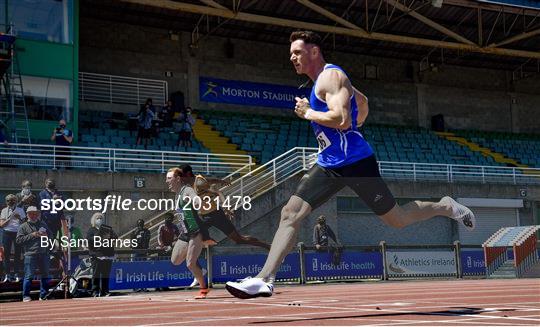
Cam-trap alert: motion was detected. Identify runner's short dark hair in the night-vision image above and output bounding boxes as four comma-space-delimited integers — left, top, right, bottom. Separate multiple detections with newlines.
179, 164, 194, 176
290, 30, 322, 51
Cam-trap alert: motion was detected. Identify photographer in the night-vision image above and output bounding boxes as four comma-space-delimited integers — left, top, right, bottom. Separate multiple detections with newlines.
136, 99, 155, 148
176, 107, 195, 150
86, 213, 117, 297
16, 206, 51, 302
0, 194, 25, 283
50, 119, 73, 170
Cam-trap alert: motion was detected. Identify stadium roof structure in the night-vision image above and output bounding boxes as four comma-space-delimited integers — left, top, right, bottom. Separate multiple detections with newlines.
82, 0, 540, 74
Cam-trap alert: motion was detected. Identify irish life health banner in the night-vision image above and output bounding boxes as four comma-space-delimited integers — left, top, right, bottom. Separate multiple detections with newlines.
305, 251, 383, 279
386, 251, 456, 276
109, 259, 205, 290
199, 77, 311, 109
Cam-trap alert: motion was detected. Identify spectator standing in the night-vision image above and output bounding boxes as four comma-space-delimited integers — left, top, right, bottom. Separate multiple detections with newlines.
176, 107, 195, 149
16, 206, 51, 302
50, 119, 73, 169
160, 100, 174, 128
136, 100, 155, 148
0, 194, 25, 282
86, 213, 117, 297
38, 178, 65, 242
17, 180, 38, 213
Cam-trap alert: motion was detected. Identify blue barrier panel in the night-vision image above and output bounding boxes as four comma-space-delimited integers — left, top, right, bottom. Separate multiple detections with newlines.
461, 249, 540, 276
305, 251, 382, 280
461, 250, 485, 275
109, 259, 206, 290
212, 253, 300, 283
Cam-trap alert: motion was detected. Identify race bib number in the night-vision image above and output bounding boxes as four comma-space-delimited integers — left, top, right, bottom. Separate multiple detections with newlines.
316, 132, 331, 152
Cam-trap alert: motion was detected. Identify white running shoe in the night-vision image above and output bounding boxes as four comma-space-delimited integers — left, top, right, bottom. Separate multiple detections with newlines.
189, 268, 207, 288
442, 196, 476, 231
225, 277, 274, 299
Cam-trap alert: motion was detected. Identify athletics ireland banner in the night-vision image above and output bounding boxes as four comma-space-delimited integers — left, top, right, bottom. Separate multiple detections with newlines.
386, 251, 456, 277
199, 77, 311, 108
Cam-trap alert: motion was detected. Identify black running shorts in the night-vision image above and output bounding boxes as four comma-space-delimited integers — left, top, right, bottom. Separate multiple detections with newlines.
200, 209, 236, 236
294, 154, 396, 215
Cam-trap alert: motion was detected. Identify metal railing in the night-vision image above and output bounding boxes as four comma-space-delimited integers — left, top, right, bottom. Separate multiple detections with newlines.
222, 147, 540, 200
0, 143, 253, 176
78, 72, 168, 106
1, 144, 538, 189
378, 161, 540, 185
222, 147, 318, 198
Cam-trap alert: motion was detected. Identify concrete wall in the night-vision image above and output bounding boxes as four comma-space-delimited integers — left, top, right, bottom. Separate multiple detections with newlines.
1, 168, 538, 247
79, 17, 540, 133
217, 175, 540, 250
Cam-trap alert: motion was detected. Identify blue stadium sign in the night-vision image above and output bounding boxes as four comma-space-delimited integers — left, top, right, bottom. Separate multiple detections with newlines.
199, 77, 311, 109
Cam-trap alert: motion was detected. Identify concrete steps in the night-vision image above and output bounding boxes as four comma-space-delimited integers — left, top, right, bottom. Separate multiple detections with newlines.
193, 114, 249, 157
435, 132, 535, 175
489, 260, 517, 279
489, 259, 540, 279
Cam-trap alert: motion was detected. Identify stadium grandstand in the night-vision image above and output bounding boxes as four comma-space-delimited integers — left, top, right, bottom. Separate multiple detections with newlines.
0, 0, 539, 324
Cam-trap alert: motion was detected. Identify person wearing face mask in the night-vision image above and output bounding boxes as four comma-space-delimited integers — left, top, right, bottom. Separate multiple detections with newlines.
50, 119, 73, 170
16, 206, 51, 302
17, 180, 37, 213
39, 178, 66, 243
0, 194, 26, 283
86, 212, 117, 297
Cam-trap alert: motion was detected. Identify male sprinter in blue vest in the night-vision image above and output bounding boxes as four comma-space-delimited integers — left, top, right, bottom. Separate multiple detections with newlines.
225, 31, 475, 299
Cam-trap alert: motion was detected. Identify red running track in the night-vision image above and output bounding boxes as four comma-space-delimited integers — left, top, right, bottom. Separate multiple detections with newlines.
1, 278, 539, 326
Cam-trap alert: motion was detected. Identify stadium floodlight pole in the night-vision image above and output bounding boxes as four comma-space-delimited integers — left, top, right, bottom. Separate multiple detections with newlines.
119, 0, 540, 60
